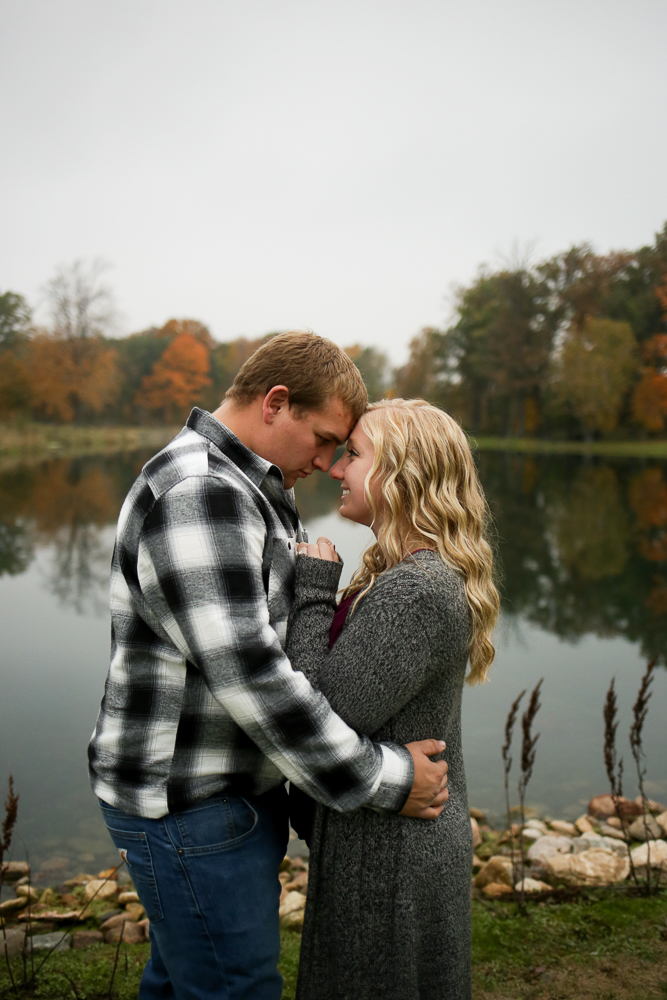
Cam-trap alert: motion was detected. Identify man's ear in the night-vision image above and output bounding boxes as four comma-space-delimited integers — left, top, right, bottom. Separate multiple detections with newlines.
262, 385, 291, 424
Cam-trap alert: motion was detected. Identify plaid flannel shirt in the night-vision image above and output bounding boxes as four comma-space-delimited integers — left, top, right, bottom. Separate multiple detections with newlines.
88, 408, 413, 818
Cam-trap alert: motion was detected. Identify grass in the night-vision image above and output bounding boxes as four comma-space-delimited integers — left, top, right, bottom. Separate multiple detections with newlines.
2, 896, 665, 1000
470, 435, 667, 458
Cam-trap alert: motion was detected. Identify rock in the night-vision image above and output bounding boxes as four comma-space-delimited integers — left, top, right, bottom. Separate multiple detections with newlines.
657, 812, 667, 837
472, 856, 484, 870
117, 891, 140, 905
470, 817, 482, 849
281, 909, 305, 930
482, 882, 513, 899
0, 862, 31, 883
547, 848, 630, 886
630, 839, 667, 874
525, 820, 549, 835
83, 879, 118, 903
1, 928, 26, 959
575, 815, 595, 834
474, 857, 514, 889
28, 932, 71, 952
278, 891, 306, 919
635, 795, 667, 814
627, 815, 663, 842
72, 931, 104, 949
598, 823, 627, 841
572, 834, 628, 858
62, 874, 95, 886
606, 816, 622, 828
289, 857, 308, 872
100, 913, 133, 931
138, 917, 150, 937
20, 910, 84, 924
526, 835, 572, 868
38, 888, 60, 908
549, 820, 577, 836
0, 897, 29, 915
15, 885, 41, 902
279, 857, 292, 873
514, 878, 552, 893
469, 807, 486, 821
124, 903, 146, 921
284, 871, 308, 894
521, 828, 542, 841
96, 908, 123, 925
97, 867, 119, 880
588, 794, 642, 820
105, 921, 147, 945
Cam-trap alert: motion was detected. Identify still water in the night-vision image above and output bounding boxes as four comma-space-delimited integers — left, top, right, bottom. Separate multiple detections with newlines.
0, 449, 665, 881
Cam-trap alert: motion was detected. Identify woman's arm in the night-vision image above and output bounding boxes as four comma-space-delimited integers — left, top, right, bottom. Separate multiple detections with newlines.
286, 555, 343, 686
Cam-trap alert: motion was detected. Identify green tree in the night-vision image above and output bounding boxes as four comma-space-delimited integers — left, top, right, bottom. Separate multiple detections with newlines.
344, 344, 391, 401
551, 318, 638, 438
0, 290, 32, 348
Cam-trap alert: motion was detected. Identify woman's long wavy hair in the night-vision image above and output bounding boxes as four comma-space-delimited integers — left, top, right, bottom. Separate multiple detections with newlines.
341, 398, 500, 685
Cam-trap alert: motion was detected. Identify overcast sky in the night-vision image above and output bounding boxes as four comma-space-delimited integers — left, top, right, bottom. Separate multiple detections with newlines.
2, 0, 666, 362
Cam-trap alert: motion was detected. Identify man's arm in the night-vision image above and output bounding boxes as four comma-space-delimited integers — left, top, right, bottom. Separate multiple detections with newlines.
137, 476, 446, 814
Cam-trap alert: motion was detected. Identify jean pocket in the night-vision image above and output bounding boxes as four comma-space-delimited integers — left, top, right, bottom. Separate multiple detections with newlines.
174, 795, 259, 856
103, 825, 164, 922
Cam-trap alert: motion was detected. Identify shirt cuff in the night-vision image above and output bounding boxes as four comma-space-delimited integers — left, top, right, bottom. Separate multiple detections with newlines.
367, 743, 414, 812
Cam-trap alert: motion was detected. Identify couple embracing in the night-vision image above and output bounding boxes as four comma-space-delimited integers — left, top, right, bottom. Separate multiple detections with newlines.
88, 332, 499, 1000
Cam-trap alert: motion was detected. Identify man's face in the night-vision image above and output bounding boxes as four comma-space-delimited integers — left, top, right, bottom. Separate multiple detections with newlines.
267, 396, 356, 489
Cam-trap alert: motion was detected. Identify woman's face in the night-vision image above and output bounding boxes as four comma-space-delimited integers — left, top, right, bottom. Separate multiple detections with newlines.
329, 423, 378, 528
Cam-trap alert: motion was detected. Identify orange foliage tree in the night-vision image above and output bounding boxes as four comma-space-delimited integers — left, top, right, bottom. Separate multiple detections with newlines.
28, 333, 120, 423
138, 333, 212, 423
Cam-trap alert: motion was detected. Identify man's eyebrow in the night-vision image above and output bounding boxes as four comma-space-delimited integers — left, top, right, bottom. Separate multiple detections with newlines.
319, 430, 347, 445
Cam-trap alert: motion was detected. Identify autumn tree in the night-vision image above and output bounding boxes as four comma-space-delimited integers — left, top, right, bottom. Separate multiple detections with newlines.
139, 333, 212, 423
393, 328, 448, 403
28, 333, 119, 422
550, 318, 638, 438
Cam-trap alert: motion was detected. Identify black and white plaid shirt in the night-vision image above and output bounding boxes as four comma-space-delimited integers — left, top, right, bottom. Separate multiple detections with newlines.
88, 408, 413, 818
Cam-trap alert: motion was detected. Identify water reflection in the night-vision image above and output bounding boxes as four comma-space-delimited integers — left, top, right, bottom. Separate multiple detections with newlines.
1, 451, 665, 661
473, 454, 667, 664
0, 453, 153, 612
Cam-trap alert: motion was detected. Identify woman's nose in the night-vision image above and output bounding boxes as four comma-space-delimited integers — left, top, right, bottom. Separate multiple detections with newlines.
329, 458, 344, 480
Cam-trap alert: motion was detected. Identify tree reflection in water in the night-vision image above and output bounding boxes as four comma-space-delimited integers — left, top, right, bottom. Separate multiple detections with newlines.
0, 452, 152, 613
0, 449, 665, 661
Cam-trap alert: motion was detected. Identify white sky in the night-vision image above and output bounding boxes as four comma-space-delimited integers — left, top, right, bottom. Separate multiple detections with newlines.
1, 0, 666, 362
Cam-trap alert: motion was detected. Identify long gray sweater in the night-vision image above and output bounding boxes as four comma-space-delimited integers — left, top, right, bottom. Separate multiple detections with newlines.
285, 550, 473, 1000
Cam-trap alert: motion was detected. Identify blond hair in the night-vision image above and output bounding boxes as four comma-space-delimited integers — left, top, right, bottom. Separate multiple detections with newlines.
342, 398, 500, 684
226, 331, 368, 419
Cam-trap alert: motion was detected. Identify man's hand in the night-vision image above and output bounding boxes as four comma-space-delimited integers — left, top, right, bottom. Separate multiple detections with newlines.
296, 536, 339, 562
399, 739, 449, 819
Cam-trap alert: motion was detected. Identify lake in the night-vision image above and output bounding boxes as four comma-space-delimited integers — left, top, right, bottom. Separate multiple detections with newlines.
0, 447, 665, 882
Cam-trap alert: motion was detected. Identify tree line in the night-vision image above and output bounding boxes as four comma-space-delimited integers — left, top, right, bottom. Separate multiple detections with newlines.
1, 225, 666, 438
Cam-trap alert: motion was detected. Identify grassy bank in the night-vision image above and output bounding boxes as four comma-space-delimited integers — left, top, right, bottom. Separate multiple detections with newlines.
2, 896, 665, 1000
471, 436, 667, 458
0, 424, 180, 466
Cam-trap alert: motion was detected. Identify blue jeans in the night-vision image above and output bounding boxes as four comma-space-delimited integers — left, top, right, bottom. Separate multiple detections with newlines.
100, 786, 289, 1000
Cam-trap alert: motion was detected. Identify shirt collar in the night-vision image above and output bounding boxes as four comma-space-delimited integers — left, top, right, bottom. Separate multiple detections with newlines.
186, 407, 287, 492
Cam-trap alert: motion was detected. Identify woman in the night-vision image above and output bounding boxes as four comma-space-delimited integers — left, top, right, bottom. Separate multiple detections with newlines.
286, 398, 499, 1000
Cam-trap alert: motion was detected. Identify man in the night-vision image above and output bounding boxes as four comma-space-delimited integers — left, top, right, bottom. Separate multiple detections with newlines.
89, 332, 449, 1000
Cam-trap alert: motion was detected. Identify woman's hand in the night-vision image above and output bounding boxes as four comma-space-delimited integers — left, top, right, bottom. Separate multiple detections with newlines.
296, 536, 339, 562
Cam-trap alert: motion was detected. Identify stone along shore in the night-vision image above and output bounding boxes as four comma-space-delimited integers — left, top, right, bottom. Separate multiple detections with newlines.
2, 792, 666, 959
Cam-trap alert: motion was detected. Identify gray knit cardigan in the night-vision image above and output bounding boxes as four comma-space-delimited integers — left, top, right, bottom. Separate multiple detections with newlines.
285, 549, 473, 1000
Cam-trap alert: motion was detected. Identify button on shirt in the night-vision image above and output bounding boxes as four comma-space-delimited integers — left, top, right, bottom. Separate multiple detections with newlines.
88, 408, 413, 818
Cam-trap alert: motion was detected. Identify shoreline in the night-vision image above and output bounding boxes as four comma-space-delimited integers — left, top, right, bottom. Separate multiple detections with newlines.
2, 423, 667, 465
0, 423, 180, 470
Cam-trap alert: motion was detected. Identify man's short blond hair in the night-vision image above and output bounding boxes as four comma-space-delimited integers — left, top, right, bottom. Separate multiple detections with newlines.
225, 331, 368, 419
